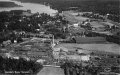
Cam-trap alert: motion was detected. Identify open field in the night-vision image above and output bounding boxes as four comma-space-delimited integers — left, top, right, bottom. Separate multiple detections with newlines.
37, 66, 64, 75
63, 11, 78, 23
90, 22, 105, 28
63, 11, 89, 24
55, 43, 120, 55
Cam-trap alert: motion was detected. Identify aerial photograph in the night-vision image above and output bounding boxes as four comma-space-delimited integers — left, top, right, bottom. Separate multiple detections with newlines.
0, 0, 120, 75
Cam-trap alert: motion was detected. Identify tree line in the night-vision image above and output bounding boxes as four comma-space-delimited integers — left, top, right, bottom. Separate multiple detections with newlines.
0, 1, 21, 7
17, 0, 119, 22
60, 57, 120, 75
84, 32, 120, 44
0, 56, 43, 74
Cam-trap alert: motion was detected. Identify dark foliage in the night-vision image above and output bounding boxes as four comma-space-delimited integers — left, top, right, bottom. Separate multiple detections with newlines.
0, 56, 43, 74
0, 1, 21, 7
60, 57, 120, 75
85, 32, 120, 44
17, 0, 119, 22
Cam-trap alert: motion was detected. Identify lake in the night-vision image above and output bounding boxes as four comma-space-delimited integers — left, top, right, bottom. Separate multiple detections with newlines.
0, 0, 57, 15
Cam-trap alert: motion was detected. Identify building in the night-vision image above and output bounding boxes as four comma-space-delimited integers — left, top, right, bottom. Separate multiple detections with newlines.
36, 59, 46, 64
53, 47, 90, 61
57, 53, 90, 62
66, 54, 90, 61
74, 37, 106, 43
27, 51, 48, 58
53, 47, 68, 59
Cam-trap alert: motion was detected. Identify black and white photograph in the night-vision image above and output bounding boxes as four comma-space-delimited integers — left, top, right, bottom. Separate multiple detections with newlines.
0, 0, 120, 75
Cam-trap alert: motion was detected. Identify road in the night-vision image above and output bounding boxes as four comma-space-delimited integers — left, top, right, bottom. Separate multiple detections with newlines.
37, 66, 64, 75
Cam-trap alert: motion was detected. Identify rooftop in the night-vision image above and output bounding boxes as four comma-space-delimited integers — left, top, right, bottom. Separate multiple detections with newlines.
27, 51, 48, 56
74, 37, 107, 43
92, 31, 113, 35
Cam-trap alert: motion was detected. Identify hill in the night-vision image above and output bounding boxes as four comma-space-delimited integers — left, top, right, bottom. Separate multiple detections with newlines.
16, 0, 119, 15
0, 1, 22, 7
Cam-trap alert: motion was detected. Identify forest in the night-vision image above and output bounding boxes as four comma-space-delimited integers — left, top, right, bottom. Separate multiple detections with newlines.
15, 0, 119, 22
16, 0, 119, 15
0, 56, 43, 74
0, 1, 21, 7
60, 57, 120, 75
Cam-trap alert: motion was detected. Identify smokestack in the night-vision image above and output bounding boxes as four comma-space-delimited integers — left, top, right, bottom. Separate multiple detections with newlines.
51, 34, 55, 48
53, 34, 54, 45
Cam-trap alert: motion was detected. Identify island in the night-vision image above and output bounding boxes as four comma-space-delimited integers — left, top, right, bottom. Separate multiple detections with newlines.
0, 1, 22, 7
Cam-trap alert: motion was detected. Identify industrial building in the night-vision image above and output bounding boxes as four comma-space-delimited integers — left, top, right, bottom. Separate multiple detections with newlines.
73, 37, 107, 43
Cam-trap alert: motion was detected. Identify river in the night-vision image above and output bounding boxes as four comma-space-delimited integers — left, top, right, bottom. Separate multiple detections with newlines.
0, 0, 57, 15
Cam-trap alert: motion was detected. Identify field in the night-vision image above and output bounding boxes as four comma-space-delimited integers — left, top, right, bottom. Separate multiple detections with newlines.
37, 66, 64, 75
90, 22, 105, 28
55, 43, 120, 55
63, 11, 89, 24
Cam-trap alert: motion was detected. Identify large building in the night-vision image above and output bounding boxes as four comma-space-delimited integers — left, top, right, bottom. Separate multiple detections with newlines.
66, 54, 90, 61
53, 47, 90, 61
73, 37, 107, 43
26, 51, 48, 58
53, 47, 68, 59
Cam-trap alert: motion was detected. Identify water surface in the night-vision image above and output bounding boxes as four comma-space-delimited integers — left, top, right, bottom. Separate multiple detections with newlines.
0, 0, 57, 15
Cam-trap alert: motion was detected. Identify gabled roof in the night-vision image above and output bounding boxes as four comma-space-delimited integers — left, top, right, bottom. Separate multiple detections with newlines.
74, 37, 106, 43
27, 51, 48, 56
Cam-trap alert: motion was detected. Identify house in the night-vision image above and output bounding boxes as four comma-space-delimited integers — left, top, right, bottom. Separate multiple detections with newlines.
36, 59, 46, 64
